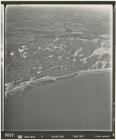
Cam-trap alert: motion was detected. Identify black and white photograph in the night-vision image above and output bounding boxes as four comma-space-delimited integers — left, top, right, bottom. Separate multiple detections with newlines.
1, 1, 115, 139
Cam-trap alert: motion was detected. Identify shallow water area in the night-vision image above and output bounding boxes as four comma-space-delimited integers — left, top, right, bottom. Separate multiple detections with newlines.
5, 69, 112, 131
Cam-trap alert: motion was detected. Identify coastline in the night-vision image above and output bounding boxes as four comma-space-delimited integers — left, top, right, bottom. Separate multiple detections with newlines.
5, 68, 112, 97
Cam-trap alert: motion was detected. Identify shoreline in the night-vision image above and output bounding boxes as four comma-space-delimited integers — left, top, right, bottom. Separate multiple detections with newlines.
5, 68, 111, 97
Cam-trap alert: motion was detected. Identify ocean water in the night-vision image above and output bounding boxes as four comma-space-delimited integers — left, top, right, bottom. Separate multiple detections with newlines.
4, 5, 112, 131
5, 70, 112, 130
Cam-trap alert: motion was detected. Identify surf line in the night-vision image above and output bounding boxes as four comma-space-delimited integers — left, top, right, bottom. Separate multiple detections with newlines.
5, 68, 111, 97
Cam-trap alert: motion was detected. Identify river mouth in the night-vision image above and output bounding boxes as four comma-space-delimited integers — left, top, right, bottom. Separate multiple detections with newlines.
5, 69, 112, 131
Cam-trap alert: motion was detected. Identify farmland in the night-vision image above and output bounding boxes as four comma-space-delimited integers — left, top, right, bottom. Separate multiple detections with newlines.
5, 6, 112, 96
4, 5, 112, 131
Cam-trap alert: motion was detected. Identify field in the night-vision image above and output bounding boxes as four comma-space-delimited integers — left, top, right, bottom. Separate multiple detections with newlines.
4, 5, 112, 131
5, 5, 112, 95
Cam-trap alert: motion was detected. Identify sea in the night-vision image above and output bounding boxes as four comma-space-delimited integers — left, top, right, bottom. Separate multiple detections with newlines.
5, 70, 112, 130
4, 5, 112, 131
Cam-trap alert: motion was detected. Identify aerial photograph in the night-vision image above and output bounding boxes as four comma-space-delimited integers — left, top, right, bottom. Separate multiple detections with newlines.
4, 4, 112, 131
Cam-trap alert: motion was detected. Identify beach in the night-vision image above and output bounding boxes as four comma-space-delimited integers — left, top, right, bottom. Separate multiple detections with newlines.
5, 69, 112, 131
